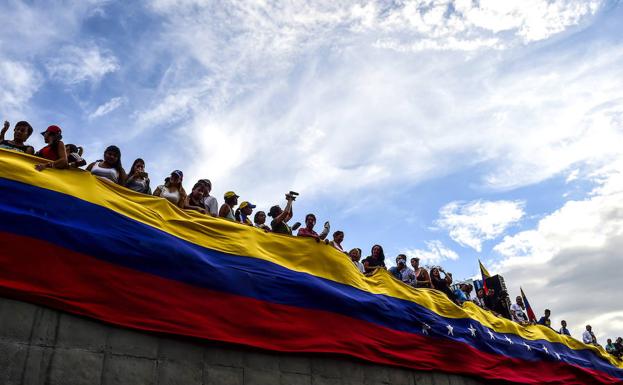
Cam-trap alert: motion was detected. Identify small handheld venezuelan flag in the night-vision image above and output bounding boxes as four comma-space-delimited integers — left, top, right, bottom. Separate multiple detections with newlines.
479, 259, 491, 294
520, 287, 537, 322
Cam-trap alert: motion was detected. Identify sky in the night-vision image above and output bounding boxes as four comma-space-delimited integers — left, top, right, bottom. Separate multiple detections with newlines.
2, 0, 622, 341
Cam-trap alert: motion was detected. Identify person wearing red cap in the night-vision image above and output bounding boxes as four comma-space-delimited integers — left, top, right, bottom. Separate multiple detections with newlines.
1, 120, 34, 154
34, 125, 68, 171
153, 170, 187, 208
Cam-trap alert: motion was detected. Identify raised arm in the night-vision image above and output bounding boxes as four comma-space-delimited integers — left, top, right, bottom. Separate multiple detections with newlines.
274, 197, 293, 223
1, 121, 9, 141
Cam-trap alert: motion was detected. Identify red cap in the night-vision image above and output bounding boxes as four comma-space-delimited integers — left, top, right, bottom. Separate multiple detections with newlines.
41, 125, 62, 135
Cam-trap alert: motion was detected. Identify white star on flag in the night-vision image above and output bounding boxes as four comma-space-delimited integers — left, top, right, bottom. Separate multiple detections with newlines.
468, 324, 477, 337
446, 324, 454, 336
487, 329, 495, 340
422, 323, 430, 335
555, 352, 561, 360
542, 345, 549, 354
523, 342, 532, 351
505, 336, 514, 345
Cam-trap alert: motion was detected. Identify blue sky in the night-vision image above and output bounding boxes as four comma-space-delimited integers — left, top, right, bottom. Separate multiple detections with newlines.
2, 0, 622, 340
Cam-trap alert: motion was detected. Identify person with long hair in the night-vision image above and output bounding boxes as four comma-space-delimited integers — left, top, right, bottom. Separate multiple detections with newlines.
86, 145, 127, 185
153, 170, 187, 208
430, 267, 457, 304
65, 144, 86, 168
184, 182, 207, 214
125, 158, 151, 194
34, 125, 68, 171
1, 120, 34, 154
362, 244, 386, 273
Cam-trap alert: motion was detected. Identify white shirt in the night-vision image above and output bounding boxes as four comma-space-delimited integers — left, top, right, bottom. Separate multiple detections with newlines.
91, 162, 119, 183
352, 260, 365, 274
157, 185, 181, 205
202, 195, 218, 216
510, 303, 528, 323
582, 330, 595, 344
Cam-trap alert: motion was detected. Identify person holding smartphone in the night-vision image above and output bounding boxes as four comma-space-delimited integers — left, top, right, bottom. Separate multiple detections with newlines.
125, 158, 151, 194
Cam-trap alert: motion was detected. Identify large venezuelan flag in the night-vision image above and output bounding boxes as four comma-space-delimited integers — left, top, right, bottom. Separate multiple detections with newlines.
0, 149, 621, 385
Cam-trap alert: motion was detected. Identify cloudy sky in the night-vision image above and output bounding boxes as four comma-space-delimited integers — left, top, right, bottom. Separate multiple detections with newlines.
2, 0, 622, 340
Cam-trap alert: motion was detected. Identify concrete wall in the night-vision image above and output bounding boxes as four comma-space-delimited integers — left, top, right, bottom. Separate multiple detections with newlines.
0, 296, 488, 385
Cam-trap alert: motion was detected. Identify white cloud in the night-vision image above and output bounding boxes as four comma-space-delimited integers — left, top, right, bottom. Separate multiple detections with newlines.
46, 44, 119, 85
0, 1, 109, 56
127, 0, 622, 203
493, 163, 623, 340
0, 61, 42, 113
89, 97, 127, 119
435, 200, 526, 252
0, 1, 111, 113
403, 240, 459, 266
565, 169, 580, 184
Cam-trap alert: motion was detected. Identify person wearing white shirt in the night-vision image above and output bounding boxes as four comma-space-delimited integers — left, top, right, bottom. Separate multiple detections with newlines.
510, 296, 529, 325
582, 325, 598, 346
198, 179, 218, 216
349, 248, 365, 274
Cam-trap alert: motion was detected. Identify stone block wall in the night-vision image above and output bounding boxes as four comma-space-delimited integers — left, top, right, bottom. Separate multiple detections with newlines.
0, 296, 488, 385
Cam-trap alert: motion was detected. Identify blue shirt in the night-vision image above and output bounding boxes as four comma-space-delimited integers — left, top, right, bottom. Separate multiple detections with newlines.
538, 316, 551, 327
388, 266, 414, 283
454, 289, 468, 303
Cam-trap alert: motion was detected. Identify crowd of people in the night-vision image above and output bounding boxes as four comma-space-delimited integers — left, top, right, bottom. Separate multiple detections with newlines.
2, 120, 621, 361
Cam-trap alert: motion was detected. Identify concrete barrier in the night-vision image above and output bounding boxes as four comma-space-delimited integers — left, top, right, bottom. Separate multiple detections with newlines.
0, 296, 488, 385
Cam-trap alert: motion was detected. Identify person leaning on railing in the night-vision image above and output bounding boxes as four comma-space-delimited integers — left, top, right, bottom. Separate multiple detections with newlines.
86, 145, 127, 185
197, 179, 218, 217
125, 158, 151, 194
254, 211, 271, 231
236, 201, 256, 226
35, 125, 68, 171
349, 248, 365, 273
1, 120, 34, 154
219, 191, 239, 221
389, 254, 414, 284
184, 182, 207, 214
329, 231, 345, 253
153, 170, 187, 208
410, 257, 433, 288
65, 144, 86, 169
362, 244, 386, 273
297, 213, 329, 243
